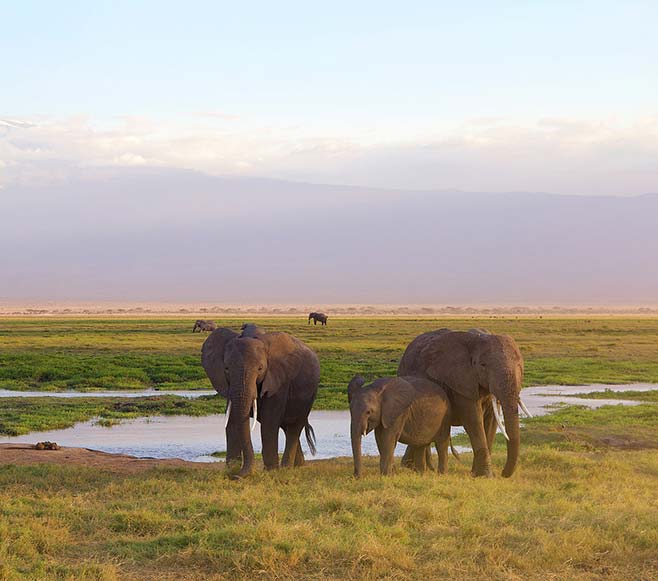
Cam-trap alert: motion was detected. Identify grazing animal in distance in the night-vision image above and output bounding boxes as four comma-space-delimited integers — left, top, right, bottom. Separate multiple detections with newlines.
193, 320, 217, 333
308, 312, 328, 326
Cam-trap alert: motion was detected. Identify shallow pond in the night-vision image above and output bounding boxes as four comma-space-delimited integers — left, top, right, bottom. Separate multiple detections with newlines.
1, 383, 654, 462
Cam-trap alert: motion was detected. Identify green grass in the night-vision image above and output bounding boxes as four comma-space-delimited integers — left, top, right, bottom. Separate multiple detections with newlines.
2, 317, 658, 578
3, 316, 658, 394
2, 413, 658, 579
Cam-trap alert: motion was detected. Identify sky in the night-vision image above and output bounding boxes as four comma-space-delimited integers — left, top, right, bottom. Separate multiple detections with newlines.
1, 0, 657, 194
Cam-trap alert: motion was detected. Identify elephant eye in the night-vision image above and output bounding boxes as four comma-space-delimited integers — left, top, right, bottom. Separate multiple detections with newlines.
258, 365, 263, 371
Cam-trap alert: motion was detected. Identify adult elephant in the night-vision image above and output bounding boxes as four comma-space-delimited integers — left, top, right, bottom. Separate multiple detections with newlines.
201, 326, 320, 478
308, 312, 328, 326
398, 329, 532, 478
193, 319, 216, 333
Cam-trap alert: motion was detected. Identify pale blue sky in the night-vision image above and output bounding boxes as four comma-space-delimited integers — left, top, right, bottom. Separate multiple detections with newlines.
1, 1, 657, 193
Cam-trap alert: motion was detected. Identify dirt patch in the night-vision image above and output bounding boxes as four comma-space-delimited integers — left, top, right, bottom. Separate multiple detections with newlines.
0, 443, 224, 475
562, 427, 658, 450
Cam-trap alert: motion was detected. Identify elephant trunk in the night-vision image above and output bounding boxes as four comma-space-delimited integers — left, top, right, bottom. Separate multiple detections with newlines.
236, 411, 255, 477
351, 420, 364, 478
491, 372, 521, 478
228, 374, 258, 478
501, 400, 520, 477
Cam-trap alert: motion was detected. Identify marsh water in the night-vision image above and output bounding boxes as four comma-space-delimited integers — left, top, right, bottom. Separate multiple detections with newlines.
1, 383, 654, 462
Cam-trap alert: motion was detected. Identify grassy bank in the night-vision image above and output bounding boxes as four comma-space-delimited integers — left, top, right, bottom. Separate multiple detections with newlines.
0, 395, 222, 437
2, 404, 658, 579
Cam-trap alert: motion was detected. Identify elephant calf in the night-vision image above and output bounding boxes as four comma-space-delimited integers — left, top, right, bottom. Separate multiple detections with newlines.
348, 375, 453, 478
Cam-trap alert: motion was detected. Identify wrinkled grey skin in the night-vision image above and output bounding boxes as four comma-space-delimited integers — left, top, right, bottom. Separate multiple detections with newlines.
398, 328, 524, 478
348, 375, 452, 478
308, 312, 328, 326
201, 326, 320, 479
193, 319, 217, 333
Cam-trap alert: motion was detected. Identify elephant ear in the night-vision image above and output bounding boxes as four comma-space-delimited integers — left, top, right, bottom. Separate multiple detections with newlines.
260, 332, 300, 397
381, 378, 417, 429
201, 327, 238, 397
347, 375, 366, 404
425, 332, 480, 400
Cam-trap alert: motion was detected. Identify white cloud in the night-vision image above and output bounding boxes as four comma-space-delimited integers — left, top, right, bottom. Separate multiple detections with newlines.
0, 114, 657, 194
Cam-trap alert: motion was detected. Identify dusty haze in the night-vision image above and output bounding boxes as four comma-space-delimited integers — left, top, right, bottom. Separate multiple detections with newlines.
2, 168, 657, 305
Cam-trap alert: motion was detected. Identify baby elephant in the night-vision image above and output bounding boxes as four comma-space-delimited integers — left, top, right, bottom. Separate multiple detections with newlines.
348, 375, 453, 477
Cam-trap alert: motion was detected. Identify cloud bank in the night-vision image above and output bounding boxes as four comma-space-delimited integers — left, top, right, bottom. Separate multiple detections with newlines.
1, 114, 657, 195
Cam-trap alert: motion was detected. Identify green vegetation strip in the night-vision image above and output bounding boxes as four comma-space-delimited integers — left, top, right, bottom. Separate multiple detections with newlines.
0, 396, 221, 436
1, 317, 658, 433
564, 389, 658, 402
2, 317, 658, 394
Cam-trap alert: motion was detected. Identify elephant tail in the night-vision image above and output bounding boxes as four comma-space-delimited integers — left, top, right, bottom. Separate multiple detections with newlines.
449, 437, 463, 463
304, 422, 317, 456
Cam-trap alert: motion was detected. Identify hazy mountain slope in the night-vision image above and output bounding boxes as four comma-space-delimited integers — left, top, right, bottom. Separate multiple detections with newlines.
1, 168, 656, 303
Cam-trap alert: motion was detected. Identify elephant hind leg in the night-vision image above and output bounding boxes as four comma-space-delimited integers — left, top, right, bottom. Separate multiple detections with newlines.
483, 398, 497, 453
282, 421, 305, 468
435, 434, 449, 475
401, 445, 415, 469
294, 446, 305, 466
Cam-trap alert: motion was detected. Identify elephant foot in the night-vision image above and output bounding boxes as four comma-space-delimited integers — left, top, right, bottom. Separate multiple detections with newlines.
471, 449, 493, 478
471, 467, 493, 478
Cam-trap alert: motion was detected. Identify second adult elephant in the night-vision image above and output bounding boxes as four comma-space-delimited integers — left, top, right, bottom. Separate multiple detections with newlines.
201, 326, 320, 478
398, 329, 532, 478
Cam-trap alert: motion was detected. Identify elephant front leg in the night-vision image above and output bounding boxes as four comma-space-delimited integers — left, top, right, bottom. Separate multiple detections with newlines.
225, 424, 242, 468
260, 421, 280, 471
375, 427, 400, 476
459, 397, 493, 478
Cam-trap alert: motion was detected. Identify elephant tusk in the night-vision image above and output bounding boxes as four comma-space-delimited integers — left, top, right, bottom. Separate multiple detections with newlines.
491, 398, 510, 441
224, 400, 231, 428
519, 398, 533, 418
250, 398, 257, 432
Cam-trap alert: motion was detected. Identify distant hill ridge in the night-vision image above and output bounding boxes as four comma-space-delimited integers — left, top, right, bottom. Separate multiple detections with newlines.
2, 168, 657, 304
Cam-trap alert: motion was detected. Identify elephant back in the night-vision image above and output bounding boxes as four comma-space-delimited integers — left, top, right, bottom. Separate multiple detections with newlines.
398, 330, 480, 400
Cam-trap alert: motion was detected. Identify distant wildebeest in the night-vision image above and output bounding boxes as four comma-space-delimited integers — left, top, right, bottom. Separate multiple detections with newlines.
308, 312, 328, 326
193, 319, 217, 333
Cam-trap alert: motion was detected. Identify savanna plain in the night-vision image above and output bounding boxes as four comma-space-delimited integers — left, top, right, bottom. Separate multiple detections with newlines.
1, 317, 658, 580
